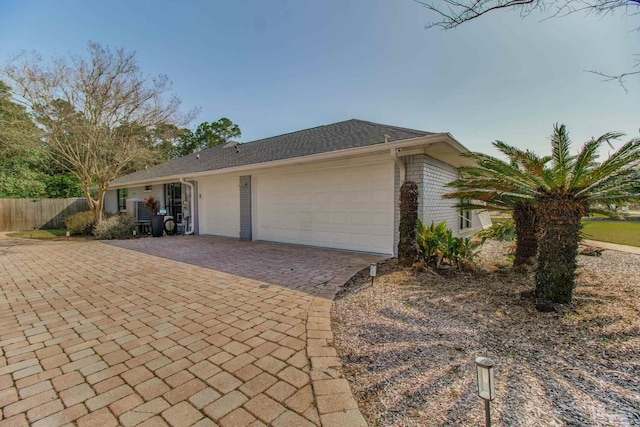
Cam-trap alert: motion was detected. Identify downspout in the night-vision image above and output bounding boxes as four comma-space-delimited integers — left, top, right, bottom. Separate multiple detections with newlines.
391, 148, 406, 183
180, 178, 195, 235
388, 133, 406, 183
388, 136, 406, 259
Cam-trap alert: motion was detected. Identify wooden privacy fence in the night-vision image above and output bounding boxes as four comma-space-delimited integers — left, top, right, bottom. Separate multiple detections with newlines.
0, 198, 89, 232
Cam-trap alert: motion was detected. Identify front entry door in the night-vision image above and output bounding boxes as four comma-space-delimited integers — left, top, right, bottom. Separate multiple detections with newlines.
164, 183, 182, 222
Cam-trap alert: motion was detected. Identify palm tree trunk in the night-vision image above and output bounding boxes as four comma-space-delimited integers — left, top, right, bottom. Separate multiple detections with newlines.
535, 196, 587, 304
513, 203, 539, 267
398, 181, 419, 266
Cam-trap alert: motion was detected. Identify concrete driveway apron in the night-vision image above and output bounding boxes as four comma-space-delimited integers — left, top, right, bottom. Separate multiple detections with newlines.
0, 235, 386, 427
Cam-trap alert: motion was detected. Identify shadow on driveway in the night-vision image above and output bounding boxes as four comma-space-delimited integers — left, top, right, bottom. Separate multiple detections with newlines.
105, 235, 388, 294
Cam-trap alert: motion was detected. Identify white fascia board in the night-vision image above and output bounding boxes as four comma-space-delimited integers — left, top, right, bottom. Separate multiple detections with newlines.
108, 133, 468, 189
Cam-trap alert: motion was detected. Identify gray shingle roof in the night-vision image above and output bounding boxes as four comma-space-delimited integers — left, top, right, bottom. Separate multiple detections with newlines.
111, 119, 434, 186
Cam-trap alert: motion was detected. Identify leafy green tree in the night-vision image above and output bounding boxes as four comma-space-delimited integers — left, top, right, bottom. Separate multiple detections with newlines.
5, 42, 195, 221
150, 124, 193, 161
44, 172, 84, 198
118, 123, 193, 173
0, 80, 48, 198
175, 118, 241, 157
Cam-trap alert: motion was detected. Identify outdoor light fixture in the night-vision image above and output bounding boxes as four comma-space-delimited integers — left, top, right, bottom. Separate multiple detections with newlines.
133, 229, 137, 236
66, 231, 70, 240
370, 263, 377, 285
475, 356, 495, 427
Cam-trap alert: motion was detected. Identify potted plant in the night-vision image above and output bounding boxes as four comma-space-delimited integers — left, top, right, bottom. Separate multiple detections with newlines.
143, 196, 164, 237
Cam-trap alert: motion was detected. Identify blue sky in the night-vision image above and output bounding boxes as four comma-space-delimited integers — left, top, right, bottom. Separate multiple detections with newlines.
1, 0, 637, 157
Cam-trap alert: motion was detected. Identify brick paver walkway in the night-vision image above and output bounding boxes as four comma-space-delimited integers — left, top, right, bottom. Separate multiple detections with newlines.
0, 235, 386, 427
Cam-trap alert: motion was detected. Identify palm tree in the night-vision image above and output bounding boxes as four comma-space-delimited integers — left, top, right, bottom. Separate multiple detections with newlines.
447, 124, 640, 306
445, 141, 548, 267
533, 125, 640, 304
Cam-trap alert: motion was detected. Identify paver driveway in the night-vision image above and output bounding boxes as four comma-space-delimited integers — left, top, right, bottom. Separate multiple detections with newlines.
0, 235, 386, 427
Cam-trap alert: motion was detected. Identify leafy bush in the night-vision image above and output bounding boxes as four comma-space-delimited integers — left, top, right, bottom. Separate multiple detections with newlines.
416, 220, 483, 270
93, 214, 137, 240
478, 219, 516, 241
65, 210, 95, 235
416, 219, 448, 264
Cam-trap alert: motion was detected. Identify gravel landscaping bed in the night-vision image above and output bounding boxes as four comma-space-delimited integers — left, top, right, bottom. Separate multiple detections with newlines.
332, 241, 640, 426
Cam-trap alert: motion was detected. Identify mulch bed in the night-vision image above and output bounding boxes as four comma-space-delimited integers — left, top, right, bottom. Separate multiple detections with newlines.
331, 241, 640, 426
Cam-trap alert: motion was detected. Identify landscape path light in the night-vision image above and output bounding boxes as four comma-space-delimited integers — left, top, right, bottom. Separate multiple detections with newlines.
475, 356, 495, 427
369, 263, 377, 285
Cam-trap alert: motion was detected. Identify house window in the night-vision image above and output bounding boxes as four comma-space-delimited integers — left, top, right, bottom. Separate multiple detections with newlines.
460, 210, 472, 229
117, 189, 128, 212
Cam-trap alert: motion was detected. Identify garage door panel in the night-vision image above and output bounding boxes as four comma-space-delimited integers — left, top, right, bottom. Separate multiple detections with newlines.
329, 212, 349, 224
350, 212, 370, 226
350, 233, 373, 246
370, 212, 392, 226
348, 191, 367, 204
256, 161, 394, 254
371, 189, 391, 203
352, 173, 376, 186
298, 193, 314, 204
200, 178, 240, 238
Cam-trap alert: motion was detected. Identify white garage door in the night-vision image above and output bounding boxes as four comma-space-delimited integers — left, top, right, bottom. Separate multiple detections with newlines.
199, 177, 240, 237
255, 161, 394, 254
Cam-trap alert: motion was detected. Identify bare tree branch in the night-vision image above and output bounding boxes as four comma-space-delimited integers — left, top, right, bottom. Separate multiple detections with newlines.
416, 0, 639, 29
587, 55, 640, 93
416, 0, 640, 88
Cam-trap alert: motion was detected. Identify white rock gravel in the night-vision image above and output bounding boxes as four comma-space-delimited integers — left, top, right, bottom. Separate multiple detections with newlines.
332, 241, 640, 426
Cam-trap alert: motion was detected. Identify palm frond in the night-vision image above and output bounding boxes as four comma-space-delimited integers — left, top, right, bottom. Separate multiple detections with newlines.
494, 140, 551, 179
550, 123, 573, 189
460, 152, 547, 193
570, 137, 602, 189
575, 139, 640, 198
583, 171, 640, 202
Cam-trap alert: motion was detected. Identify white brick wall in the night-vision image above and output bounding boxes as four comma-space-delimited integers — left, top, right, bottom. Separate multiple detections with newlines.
393, 154, 481, 254
422, 155, 462, 234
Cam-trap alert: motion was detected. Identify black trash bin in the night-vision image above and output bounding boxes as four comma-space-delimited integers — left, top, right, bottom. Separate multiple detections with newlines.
150, 214, 165, 237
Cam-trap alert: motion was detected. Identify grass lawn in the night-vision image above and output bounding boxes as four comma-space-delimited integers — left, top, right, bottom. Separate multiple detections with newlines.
581, 220, 640, 247
6, 228, 68, 239
491, 215, 640, 247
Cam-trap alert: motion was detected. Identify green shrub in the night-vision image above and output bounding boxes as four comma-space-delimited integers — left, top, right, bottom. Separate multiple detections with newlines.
416, 220, 483, 270
65, 211, 96, 235
93, 214, 137, 240
478, 219, 516, 241
416, 219, 448, 264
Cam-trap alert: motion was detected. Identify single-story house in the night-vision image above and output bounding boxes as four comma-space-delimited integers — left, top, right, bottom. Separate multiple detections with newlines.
106, 119, 483, 255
